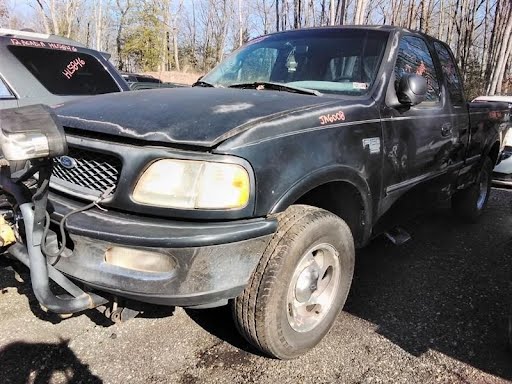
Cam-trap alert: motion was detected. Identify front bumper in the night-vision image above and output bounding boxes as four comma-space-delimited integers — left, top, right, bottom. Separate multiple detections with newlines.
492, 151, 512, 187
48, 193, 276, 307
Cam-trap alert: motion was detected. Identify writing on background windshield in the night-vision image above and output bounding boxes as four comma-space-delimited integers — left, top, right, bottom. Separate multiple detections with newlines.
203, 31, 388, 95
62, 58, 86, 80
8, 46, 120, 96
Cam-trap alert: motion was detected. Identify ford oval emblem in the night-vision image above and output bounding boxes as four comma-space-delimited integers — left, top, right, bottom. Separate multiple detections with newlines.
57, 156, 77, 170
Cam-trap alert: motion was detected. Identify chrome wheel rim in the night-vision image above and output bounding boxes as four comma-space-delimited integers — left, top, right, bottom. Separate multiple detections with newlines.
286, 243, 340, 333
477, 168, 489, 210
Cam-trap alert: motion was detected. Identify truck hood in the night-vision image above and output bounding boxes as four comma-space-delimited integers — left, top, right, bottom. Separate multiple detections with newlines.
55, 87, 337, 147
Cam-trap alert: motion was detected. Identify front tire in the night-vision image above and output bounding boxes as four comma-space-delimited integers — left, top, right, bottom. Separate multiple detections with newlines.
452, 156, 493, 222
232, 205, 355, 359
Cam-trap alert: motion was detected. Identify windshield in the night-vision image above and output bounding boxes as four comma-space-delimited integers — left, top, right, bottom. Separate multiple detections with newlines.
203, 29, 388, 96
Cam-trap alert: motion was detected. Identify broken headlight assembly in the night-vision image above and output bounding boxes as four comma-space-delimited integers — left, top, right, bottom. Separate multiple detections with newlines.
133, 159, 251, 210
0, 104, 67, 163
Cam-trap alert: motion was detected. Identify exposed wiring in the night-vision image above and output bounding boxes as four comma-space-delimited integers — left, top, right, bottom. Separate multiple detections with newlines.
40, 187, 114, 259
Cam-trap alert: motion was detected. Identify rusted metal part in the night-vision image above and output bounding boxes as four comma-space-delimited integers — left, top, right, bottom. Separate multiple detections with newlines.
0, 216, 15, 247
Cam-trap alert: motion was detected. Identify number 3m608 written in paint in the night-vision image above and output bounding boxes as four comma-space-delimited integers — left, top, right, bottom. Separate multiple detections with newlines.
62, 58, 86, 80
319, 111, 346, 125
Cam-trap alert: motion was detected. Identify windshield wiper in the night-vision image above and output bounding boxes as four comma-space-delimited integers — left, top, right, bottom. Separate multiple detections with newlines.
192, 80, 218, 88
228, 81, 322, 96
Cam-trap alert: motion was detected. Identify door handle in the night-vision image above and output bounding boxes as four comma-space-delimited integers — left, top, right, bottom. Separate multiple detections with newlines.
441, 123, 452, 137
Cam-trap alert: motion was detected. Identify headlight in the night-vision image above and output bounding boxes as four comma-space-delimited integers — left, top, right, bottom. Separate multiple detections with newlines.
0, 104, 67, 161
0, 131, 50, 161
133, 159, 250, 209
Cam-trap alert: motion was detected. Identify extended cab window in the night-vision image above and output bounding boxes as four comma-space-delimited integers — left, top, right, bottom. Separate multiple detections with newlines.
433, 42, 464, 105
8, 46, 120, 96
394, 36, 440, 104
0, 77, 15, 99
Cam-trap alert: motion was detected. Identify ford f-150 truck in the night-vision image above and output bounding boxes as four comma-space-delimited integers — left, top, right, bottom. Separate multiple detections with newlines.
1, 26, 511, 360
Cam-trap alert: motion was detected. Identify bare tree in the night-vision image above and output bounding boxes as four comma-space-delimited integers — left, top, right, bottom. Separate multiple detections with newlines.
171, 0, 184, 71
330, 0, 335, 25
487, 0, 512, 94
354, 0, 368, 24
49, 0, 60, 35
35, 0, 51, 33
94, 0, 103, 51
115, 0, 132, 71
276, 0, 280, 31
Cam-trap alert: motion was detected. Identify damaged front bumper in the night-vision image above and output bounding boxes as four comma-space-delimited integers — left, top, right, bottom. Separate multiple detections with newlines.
47, 192, 276, 308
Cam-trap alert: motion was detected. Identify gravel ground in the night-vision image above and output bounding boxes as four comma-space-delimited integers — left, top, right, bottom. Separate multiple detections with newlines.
1, 188, 512, 383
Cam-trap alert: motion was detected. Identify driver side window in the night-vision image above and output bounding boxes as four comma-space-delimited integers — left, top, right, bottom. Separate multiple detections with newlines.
394, 36, 440, 104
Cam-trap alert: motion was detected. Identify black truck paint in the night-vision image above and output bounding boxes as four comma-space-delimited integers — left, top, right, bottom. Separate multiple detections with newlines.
37, 27, 510, 310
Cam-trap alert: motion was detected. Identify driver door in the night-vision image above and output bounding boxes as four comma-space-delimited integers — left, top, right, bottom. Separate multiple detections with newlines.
381, 34, 458, 202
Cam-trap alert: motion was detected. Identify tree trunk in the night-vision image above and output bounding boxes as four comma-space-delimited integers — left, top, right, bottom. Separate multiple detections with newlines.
35, 0, 51, 34
488, 3, 512, 94
339, 0, 346, 24
406, 0, 414, 29
160, 0, 170, 72
115, 0, 132, 71
438, 0, 444, 40
320, 0, 326, 25
282, 0, 288, 30
354, 0, 368, 24
276, 0, 280, 31
238, 0, 243, 46
420, 0, 426, 31
330, 0, 335, 25
173, 31, 180, 71
496, 24, 512, 94
95, 0, 102, 51
86, 21, 91, 47
481, 0, 490, 77
49, 0, 59, 35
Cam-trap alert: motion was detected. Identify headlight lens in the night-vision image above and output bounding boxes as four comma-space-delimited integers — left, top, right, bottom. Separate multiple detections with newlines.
133, 159, 250, 209
0, 130, 50, 161
0, 104, 67, 162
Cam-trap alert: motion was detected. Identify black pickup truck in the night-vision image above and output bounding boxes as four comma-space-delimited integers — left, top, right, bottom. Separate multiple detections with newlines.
1, 26, 511, 359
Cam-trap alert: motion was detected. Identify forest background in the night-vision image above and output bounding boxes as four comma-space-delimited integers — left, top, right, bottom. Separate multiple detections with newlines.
1, 0, 511, 98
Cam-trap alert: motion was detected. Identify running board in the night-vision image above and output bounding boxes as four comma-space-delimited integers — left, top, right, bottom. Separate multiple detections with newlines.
384, 227, 411, 245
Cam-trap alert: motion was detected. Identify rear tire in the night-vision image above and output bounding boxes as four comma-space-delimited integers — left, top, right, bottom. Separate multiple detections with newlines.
232, 205, 355, 359
452, 156, 493, 222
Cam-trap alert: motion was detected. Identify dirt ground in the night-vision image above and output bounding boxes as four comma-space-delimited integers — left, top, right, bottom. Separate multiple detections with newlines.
1, 188, 512, 383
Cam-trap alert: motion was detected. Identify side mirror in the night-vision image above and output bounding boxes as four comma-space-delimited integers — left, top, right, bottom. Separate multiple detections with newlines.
397, 74, 427, 106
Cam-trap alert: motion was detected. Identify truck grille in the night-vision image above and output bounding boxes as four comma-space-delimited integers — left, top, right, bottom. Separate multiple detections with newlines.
51, 148, 122, 195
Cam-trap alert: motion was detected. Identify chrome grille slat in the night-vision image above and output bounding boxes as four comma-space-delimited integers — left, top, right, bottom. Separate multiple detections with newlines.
51, 147, 122, 195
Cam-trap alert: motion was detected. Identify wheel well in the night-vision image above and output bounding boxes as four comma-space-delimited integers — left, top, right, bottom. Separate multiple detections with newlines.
488, 141, 500, 166
295, 181, 366, 246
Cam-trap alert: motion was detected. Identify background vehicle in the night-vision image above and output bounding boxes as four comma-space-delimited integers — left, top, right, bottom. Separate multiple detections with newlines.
473, 95, 512, 186
0, 28, 129, 109
121, 71, 188, 90
120, 72, 163, 83
2, 26, 511, 360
